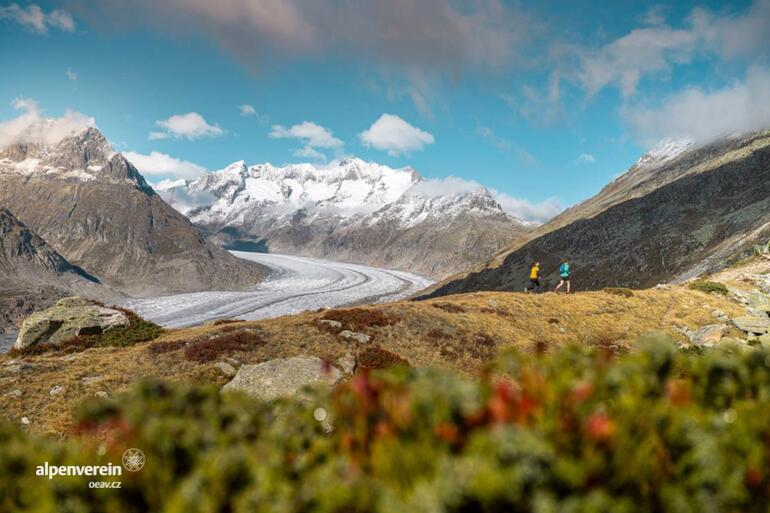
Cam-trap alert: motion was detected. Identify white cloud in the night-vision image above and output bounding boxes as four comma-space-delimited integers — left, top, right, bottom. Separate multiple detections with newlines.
576, 26, 697, 98
270, 121, 343, 148
509, 71, 565, 125
153, 181, 217, 213
148, 131, 169, 140
65, 68, 77, 81
359, 114, 434, 156
494, 194, 563, 224
476, 126, 509, 150
0, 3, 75, 34
77, 1, 530, 76
570, 0, 770, 98
150, 112, 223, 140
691, 0, 770, 61
292, 145, 327, 161
623, 66, 770, 146
269, 121, 342, 160
123, 150, 209, 179
239, 104, 256, 116
0, 98, 95, 147
409, 176, 562, 223
575, 153, 596, 165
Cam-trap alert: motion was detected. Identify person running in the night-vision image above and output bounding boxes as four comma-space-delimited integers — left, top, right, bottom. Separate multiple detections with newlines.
525, 261, 540, 292
554, 260, 571, 293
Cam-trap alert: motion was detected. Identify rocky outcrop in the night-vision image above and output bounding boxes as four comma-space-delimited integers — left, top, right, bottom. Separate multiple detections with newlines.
732, 316, 770, 335
688, 324, 728, 347
0, 128, 266, 296
14, 297, 130, 349
221, 356, 343, 400
420, 130, 770, 298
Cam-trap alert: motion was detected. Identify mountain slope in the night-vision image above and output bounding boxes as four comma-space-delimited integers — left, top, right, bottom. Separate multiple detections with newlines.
418, 130, 770, 298
0, 208, 113, 333
157, 159, 530, 278
0, 128, 266, 296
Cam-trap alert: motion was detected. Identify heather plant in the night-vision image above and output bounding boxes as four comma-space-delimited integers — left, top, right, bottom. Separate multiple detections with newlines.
4, 336, 770, 512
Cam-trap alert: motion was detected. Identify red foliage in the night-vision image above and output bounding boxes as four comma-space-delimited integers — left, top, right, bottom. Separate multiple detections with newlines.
585, 412, 616, 442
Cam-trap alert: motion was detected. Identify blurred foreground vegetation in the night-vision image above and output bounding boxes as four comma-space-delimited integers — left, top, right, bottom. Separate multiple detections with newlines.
4, 335, 770, 512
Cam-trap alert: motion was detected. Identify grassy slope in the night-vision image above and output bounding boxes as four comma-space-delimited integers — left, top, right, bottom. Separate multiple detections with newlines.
0, 283, 746, 437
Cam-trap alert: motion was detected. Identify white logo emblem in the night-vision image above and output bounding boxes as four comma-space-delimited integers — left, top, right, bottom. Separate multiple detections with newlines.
121, 449, 145, 472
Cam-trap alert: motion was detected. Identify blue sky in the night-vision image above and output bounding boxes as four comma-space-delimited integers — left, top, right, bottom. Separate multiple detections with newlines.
1, 0, 769, 221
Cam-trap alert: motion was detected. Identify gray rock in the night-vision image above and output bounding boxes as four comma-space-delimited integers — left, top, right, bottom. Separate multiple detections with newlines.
5, 389, 22, 399
339, 330, 371, 343
222, 356, 241, 368
732, 316, 770, 335
14, 297, 130, 349
49, 385, 64, 396
711, 309, 728, 322
81, 376, 103, 386
94, 391, 109, 399
214, 361, 237, 378
20, 416, 30, 426
319, 319, 343, 330
338, 352, 357, 374
689, 324, 728, 347
743, 291, 770, 314
222, 356, 342, 401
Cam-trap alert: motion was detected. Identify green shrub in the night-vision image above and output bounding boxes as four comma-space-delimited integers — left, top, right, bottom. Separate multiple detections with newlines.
603, 287, 634, 298
688, 280, 729, 295
6, 337, 770, 512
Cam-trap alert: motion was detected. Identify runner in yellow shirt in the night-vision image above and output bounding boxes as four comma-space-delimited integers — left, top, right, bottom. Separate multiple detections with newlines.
525, 262, 540, 293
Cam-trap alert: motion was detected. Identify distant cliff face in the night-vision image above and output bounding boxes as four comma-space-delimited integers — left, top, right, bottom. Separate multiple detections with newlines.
156, 159, 531, 279
0, 128, 266, 296
0, 208, 112, 333
419, 130, 770, 298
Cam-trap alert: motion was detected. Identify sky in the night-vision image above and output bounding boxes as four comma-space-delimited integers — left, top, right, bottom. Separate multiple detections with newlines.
0, 0, 769, 222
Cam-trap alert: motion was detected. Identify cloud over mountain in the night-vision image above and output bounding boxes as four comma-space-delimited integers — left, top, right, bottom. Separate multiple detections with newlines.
359, 114, 434, 156
0, 98, 94, 147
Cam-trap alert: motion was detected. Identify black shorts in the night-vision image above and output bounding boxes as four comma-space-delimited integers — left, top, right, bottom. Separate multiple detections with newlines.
560, 276, 570, 281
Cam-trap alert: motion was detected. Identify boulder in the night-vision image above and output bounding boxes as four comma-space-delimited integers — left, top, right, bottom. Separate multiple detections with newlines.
743, 291, 770, 315
214, 361, 237, 378
222, 356, 342, 401
319, 319, 343, 330
688, 324, 728, 347
14, 297, 130, 349
732, 316, 770, 335
339, 330, 371, 344
711, 309, 728, 323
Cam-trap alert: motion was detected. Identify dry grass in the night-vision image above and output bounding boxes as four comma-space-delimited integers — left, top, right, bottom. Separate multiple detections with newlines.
321, 308, 401, 331
0, 284, 747, 437
182, 329, 266, 363
357, 345, 409, 369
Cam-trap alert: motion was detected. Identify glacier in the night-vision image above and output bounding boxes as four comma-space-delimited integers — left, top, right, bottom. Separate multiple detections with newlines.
121, 251, 434, 328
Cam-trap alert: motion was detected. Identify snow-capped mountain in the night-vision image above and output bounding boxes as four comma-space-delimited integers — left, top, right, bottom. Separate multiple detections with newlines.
0, 128, 266, 296
633, 137, 695, 170
155, 159, 530, 278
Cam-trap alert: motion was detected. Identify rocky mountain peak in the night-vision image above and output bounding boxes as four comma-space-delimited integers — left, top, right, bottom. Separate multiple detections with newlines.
42, 127, 114, 170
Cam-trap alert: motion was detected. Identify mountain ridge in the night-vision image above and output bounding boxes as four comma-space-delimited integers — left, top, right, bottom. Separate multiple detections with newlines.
418, 129, 770, 298
156, 158, 531, 278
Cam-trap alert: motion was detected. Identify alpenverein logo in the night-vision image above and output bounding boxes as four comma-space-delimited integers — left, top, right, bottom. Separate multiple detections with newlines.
121, 449, 146, 472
